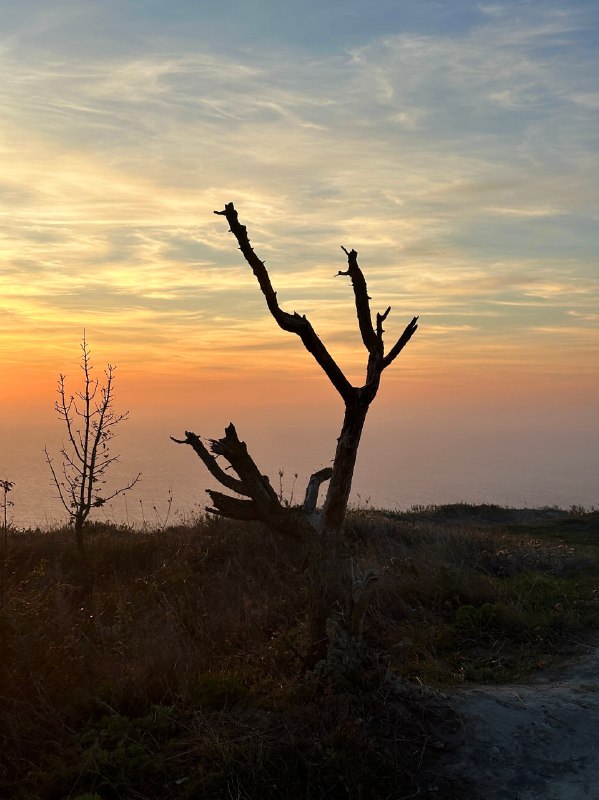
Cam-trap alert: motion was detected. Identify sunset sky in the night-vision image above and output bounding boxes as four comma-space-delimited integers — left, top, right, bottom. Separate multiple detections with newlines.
1, 0, 598, 439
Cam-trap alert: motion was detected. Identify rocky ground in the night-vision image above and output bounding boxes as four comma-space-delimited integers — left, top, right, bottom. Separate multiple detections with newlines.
441, 636, 599, 800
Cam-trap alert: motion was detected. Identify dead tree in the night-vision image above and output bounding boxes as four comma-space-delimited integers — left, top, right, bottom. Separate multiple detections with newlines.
45, 335, 141, 553
174, 203, 417, 667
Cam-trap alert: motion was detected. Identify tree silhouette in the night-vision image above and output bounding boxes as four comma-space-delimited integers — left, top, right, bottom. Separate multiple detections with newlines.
174, 203, 418, 667
45, 335, 140, 553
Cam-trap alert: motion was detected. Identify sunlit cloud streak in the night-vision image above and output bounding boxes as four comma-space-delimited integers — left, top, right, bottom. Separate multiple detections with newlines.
0, 0, 597, 411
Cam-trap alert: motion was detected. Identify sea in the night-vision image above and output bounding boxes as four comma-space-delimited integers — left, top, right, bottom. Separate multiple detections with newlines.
3, 411, 598, 530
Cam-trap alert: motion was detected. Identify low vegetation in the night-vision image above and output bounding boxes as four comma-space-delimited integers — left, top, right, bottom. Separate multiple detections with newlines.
1, 504, 598, 799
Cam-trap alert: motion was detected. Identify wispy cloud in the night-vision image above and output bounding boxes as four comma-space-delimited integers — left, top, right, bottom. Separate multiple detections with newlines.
0, 1, 597, 397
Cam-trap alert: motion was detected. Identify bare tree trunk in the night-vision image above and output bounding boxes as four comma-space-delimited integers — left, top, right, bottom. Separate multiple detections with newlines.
301, 398, 370, 667
323, 396, 370, 537
174, 203, 418, 668
74, 517, 85, 555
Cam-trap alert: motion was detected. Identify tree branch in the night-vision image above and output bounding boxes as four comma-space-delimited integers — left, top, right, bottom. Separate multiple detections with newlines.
376, 306, 391, 340
381, 316, 419, 370
302, 467, 333, 515
57, 375, 83, 463
173, 424, 284, 516
337, 246, 380, 355
205, 490, 260, 521
208, 423, 280, 513
44, 447, 72, 516
175, 422, 319, 545
215, 203, 355, 403
171, 430, 248, 496
93, 473, 141, 507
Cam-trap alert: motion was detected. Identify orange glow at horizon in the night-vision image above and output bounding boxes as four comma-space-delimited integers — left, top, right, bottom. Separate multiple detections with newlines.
1, 1, 598, 448
4, 336, 598, 432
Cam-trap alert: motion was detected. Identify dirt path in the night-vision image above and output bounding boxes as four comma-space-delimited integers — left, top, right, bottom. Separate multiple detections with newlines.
441, 638, 599, 799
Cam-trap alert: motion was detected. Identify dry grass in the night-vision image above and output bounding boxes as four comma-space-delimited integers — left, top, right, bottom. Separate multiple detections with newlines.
346, 507, 599, 685
1, 506, 598, 799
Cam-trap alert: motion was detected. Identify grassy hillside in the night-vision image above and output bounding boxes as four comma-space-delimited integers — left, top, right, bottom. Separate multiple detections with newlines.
1, 506, 598, 799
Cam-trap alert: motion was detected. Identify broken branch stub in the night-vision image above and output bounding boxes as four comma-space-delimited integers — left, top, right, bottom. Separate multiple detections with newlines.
208, 423, 280, 511
303, 467, 333, 516
174, 422, 314, 541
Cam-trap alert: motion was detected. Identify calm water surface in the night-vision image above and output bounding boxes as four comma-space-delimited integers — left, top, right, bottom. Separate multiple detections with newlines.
2, 415, 598, 529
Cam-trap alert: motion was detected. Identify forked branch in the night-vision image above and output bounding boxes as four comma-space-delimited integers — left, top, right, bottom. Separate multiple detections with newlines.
215, 203, 418, 397
337, 246, 418, 377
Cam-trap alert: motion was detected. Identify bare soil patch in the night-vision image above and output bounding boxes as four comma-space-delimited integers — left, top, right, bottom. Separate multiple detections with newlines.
441, 636, 599, 799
